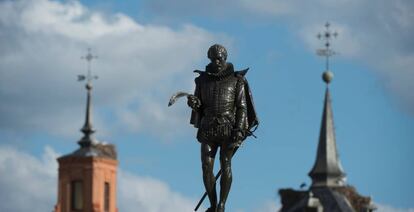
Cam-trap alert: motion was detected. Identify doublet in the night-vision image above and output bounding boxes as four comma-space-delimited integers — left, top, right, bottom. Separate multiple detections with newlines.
192, 63, 248, 143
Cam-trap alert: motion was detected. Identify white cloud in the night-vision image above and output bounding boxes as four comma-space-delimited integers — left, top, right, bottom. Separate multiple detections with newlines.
0, 145, 200, 212
2, 144, 414, 212
244, 0, 414, 115
141, 0, 414, 115
118, 171, 196, 212
0, 145, 59, 212
253, 200, 280, 212
240, 0, 294, 16
376, 203, 414, 212
0, 0, 220, 139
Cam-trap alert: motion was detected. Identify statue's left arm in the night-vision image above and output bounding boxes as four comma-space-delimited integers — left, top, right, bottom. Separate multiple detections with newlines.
234, 76, 248, 141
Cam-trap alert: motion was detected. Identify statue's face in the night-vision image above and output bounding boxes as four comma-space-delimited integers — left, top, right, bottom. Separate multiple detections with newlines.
210, 50, 227, 73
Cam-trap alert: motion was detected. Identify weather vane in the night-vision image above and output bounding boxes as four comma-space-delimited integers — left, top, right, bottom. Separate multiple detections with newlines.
79, 48, 98, 83
316, 22, 338, 72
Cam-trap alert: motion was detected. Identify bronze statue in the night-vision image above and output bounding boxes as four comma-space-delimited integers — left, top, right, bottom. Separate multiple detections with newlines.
187, 44, 258, 212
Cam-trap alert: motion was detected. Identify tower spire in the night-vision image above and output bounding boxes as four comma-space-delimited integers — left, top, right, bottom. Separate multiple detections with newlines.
78, 48, 98, 148
278, 22, 376, 212
309, 23, 345, 187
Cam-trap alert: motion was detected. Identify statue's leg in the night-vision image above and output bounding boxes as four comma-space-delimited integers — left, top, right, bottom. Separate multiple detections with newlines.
217, 143, 234, 212
201, 142, 218, 211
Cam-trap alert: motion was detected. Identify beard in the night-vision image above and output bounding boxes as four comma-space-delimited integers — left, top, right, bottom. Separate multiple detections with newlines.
209, 62, 227, 73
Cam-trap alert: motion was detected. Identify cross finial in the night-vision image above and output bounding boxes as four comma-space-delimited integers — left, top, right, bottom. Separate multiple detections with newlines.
77, 48, 99, 148
79, 48, 98, 84
316, 22, 338, 72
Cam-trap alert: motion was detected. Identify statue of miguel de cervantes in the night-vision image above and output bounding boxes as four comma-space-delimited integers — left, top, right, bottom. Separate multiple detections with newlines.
186, 44, 258, 212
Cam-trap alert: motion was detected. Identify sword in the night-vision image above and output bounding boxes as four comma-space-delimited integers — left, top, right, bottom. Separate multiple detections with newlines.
168, 91, 192, 107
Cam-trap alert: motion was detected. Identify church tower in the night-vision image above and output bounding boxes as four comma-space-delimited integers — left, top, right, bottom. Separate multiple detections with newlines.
54, 49, 118, 212
278, 23, 375, 212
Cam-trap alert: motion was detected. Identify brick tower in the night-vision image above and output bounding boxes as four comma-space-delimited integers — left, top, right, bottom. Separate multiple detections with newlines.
54, 49, 118, 212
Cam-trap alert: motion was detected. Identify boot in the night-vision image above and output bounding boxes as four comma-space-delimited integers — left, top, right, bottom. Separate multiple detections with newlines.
216, 203, 225, 212
205, 207, 216, 212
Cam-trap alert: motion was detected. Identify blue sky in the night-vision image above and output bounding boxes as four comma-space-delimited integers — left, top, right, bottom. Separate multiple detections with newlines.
0, 0, 413, 211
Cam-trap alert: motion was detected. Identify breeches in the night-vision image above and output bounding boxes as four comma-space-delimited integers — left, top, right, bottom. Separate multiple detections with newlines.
197, 124, 233, 144
201, 138, 233, 173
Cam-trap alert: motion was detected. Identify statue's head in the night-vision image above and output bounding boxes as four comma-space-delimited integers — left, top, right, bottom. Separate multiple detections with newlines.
207, 44, 227, 73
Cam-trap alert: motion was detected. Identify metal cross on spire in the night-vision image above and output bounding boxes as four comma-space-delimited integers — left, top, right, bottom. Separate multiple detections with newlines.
79, 48, 98, 84
77, 48, 99, 148
316, 22, 338, 72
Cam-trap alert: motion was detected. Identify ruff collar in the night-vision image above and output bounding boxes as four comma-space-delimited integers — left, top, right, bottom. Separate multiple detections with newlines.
203, 63, 234, 80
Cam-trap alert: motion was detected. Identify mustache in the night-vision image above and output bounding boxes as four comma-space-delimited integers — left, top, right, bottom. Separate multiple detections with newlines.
211, 62, 225, 67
